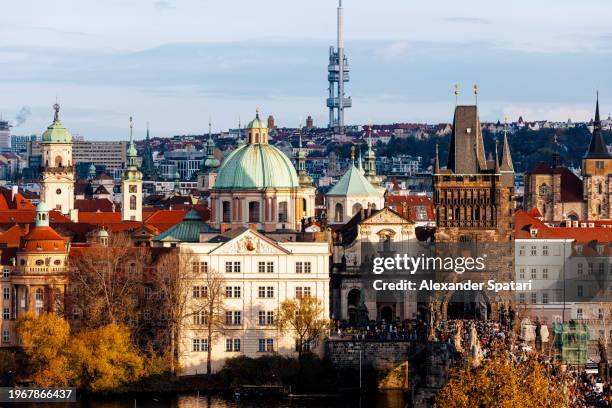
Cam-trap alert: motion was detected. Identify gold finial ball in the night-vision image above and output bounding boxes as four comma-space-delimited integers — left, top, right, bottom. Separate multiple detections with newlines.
454, 82, 459, 96
473, 83, 479, 94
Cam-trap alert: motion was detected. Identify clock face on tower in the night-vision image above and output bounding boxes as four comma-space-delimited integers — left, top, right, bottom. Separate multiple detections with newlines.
56, 188, 62, 195
129, 185, 137, 193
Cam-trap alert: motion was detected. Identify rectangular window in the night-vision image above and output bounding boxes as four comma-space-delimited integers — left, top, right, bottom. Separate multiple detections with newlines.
258, 286, 274, 298
519, 246, 525, 256
258, 286, 266, 298
144, 286, 151, 299
258, 262, 266, 273
266, 286, 274, 298
225, 311, 241, 325
530, 293, 537, 304
519, 268, 525, 279
577, 308, 583, 320
192, 338, 209, 352
598, 308, 604, 320
2, 288, 9, 300
233, 262, 241, 273
530, 246, 537, 256
542, 293, 548, 304
2, 307, 8, 320
225, 286, 241, 298
2, 329, 8, 344
192, 286, 208, 298
193, 310, 207, 325
519, 293, 525, 304
258, 338, 274, 352
577, 263, 583, 275
542, 245, 549, 256
598, 263, 604, 275
226, 262, 233, 273
577, 285, 583, 297
296, 262, 312, 274
258, 311, 274, 325
192, 261, 208, 274
542, 268, 549, 280
296, 286, 311, 299
266, 262, 274, 273
226, 338, 241, 352
2, 269, 9, 278
530, 268, 537, 279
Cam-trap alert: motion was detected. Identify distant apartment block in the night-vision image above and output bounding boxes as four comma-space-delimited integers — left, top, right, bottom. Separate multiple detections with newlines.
28, 140, 127, 170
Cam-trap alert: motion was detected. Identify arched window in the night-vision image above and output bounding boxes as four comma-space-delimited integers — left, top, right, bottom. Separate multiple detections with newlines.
352, 203, 362, 215
248, 201, 260, 223
302, 198, 307, 215
129, 195, 137, 210
54, 155, 63, 167
278, 201, 288, 222
334, 203, 344, 223
222, 201, 231, 223
35, 288, 43, 301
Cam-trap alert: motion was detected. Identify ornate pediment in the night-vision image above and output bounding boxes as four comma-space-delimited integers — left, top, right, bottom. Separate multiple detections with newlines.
210, 230, 289, 255
362, 207, 413, 225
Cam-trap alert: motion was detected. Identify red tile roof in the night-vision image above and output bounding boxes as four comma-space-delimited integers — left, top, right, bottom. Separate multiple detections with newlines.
515, 209, 612, 243
74, 198, 115, 212
526, 162, 583, 202
21, 226, 67, 253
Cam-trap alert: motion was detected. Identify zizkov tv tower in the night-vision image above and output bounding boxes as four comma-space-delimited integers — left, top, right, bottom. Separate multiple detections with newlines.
327, 0, 352, 134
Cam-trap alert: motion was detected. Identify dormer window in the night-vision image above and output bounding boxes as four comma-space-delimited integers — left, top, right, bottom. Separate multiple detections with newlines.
597, 245, 604, 255
530, 228, 538, 238
576, 245, 583, 255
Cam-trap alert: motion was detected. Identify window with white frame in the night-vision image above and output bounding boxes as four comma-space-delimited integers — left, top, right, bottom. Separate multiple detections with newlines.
225, 311, 241, 325
577, 285, 583, 297
192, 261, 208, 274
2, 288, 9, 300
225, 286, 241, 298
519, 293, 525, 304
226, 338, 241, 352
2, 329, 8, 343
258, 338, 274, 352
225, 261, 241, 273
576, 308, 583, 320
542, 268, 549, 280
296, 261, 312, 274
542, 293, 548, 304
192, 285, 208, 298
530, 293, 537, 304
530, 268, 537, 279
192, 338, 208, 352
519, 246, 525, 256
295, 286, 311, 298
193, 310, 207, 325
2, 307, 9, 320
2, 269, 9, 278
577, 263, 583, 275
519, 268, 525, 279
542, 245, 549, 256
530, 246, 537, 256
258, 311, 274, 325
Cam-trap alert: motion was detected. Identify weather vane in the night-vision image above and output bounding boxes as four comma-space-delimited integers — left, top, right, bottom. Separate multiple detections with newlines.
454, 83, 459, 106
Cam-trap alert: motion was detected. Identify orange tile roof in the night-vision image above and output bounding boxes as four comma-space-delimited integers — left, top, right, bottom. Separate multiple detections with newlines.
0, 225, 27, 247
515, 209, 612, 243
78, 212, 122, 224
21, 226, 67, 253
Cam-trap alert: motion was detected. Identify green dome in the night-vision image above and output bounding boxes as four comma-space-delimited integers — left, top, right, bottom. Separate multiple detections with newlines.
214, 144, 299, 190
42, 105, 72, 144
246, 114, 267, 129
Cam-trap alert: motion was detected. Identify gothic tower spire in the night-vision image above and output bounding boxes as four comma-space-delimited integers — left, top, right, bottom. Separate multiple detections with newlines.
585, 91, 610, 159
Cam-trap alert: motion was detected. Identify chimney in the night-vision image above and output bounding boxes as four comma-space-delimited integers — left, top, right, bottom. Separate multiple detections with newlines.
11, 185, 18, 201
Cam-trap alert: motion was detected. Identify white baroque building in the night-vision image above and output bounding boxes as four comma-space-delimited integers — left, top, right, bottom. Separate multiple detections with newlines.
173, 218, 330, 374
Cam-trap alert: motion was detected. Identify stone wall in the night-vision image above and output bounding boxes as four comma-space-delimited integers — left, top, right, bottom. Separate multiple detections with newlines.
325, 340, 413, 372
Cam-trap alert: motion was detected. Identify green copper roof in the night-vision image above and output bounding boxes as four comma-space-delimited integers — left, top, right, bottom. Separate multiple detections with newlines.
326, 164, 382, 197
42, 104, 72, 144
127, 141, 137, 158
152, 209, 212, 242
214, 144, 299, 190
246, 112, 267, 129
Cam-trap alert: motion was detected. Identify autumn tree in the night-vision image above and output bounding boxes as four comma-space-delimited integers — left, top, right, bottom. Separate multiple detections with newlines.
435, 342, 569, 408
15, 312, 74, 387
67, 232, 151, 328
150, 248, 200, 374
276, 296, 329, 359
69, 323, 144, 392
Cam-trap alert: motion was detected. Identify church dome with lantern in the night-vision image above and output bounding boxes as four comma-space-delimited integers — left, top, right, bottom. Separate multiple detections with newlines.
209, 110, 315, 232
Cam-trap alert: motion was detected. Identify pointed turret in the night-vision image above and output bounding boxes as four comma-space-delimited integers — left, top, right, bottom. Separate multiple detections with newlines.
122, 116, 143, 222
202, 118, 220, 171
494, 139, 500, 173
500, 121, 514, 172
141, 122, 157, 180
585, 92, 610, 159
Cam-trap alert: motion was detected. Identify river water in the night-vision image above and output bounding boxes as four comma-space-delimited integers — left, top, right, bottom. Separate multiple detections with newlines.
12, 391, 408, 408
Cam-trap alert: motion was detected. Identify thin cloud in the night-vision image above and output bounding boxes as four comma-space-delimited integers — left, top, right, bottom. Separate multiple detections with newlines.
153, 1, 175, 11
445, 17, 489, 25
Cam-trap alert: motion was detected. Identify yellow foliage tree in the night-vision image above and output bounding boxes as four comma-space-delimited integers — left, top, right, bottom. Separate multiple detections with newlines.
276, 296, 329, 359
15, 312, 74, 387
434, 343, 568, 408
70, 324, 145, 392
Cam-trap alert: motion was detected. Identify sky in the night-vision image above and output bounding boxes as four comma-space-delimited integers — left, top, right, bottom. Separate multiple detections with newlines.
1, 0, 612, 140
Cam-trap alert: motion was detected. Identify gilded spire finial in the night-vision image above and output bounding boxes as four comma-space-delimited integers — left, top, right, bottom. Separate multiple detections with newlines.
53, 103, 60, 122
129, 116, 133, 143
208, 116, 212, 138
368, 119, 373, 147
255, 107, 260, 119
474, 83, 478, 105
350, 145, 355, 164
